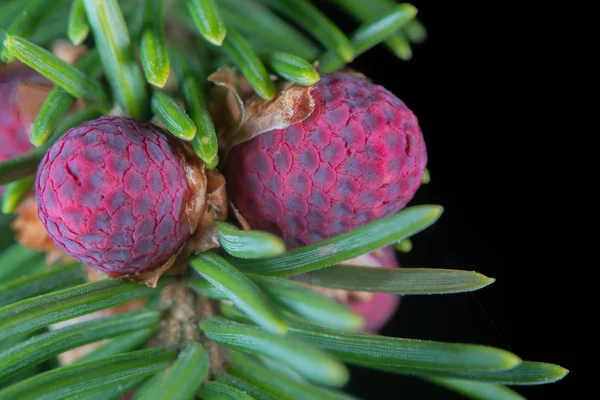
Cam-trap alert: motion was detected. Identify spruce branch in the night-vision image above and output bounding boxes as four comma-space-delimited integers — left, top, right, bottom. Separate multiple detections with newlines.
0, 2, 570, 399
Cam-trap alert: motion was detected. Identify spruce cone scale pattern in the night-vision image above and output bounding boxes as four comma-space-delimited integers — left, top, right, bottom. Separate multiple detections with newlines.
35, 116, 192, 275
225, 72, 427, 249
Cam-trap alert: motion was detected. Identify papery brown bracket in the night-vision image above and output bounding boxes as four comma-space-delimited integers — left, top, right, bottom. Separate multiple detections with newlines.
119, 142, 229, 288
116, 252, 184, 288
230, 202, 251, 231
230, 80, 315, 147
183, 168, 229, 256
207, 67, 317, 153
207, 67, 247, 148
16, 82, 53, 129
51, 40, 89, 66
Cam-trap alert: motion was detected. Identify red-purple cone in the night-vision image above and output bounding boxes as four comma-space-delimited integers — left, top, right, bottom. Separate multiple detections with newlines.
0, 67, 34, 164
225, 72, 427, 249
35, 116, 193, 275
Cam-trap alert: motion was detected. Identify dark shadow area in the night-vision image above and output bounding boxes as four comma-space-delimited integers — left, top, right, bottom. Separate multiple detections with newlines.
315, 1, 578, 398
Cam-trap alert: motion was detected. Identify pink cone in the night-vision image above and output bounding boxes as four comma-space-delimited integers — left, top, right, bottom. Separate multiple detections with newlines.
225, 72, 427, 249
35, 116, 192, 275
0, 66, 35, 164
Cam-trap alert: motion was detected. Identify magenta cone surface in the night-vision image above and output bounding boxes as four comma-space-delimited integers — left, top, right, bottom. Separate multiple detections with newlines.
35, 116, 191, 275
0, 67, 34, 163
225, 72, 427, 249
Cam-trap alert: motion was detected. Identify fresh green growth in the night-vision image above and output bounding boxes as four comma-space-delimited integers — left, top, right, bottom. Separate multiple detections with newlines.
216, 0, 319, 61
151, 90, 197, 141
1, 177, 34, 215
0, 0, 57, 62
330, 0, 418, 60
264, 0, 354, 62
0, 349, 176, 400
422, 167, 431, 184
140, 0, 170, 87
319, 3, 418, 72
267, 52, 320, 86
187, 0, 227, 46
82, 0, 149, 119
219, 26, 276, 100
67, 0, 90, 46
30, 49, 102, 147
197, 381, 256, 400
74, 328, 158, 364
2, 33, 110, 110
394, 237, 413, 252
170, 46, 219, 168
304, 265, 495, 295
217, 221, 286, 259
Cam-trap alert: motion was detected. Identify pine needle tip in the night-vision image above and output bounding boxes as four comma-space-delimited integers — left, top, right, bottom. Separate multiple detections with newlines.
204, 155, 220, 170
206, 28, 227, 46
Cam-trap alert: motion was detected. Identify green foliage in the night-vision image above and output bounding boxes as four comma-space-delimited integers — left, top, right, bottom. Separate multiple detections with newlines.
267, 52, 320, 86
29, 49, 101, 147
225, 351, 357, 400
134, 343, 209, 400
170, 46, 220, 168
216, 0, 318, 60
0, 261, 84, 307
191, 252, 288, 334
2, 33, 110, 110
319, 3, 418, 72
219, 26, 275, 100
286, 321, 521, 373
0, 1, 568, 399
201, 317, 349, 387
197, 381, 256, 400
0, 349, 176, 400
264, 0, 354, 62
82, 0, 149, 119
426, 378, 526, 400
0, 0, 59, 62
229, 205, 443, 276
216, 221, 286, 259
67, 0, 90, 46
422, 361, 570, 385
151, 90, 197, 141
249, 274, 364, 331
187, 0, 227, 46
0, 278, 161, 341
140, 0, 170, 88
1, 176, 34, 214
304, 264, 494, 294
0, 246, 46, 282
0, 309, 159, 383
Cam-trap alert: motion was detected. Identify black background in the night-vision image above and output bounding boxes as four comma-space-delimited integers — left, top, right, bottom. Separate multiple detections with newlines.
317, 1, 579, 399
